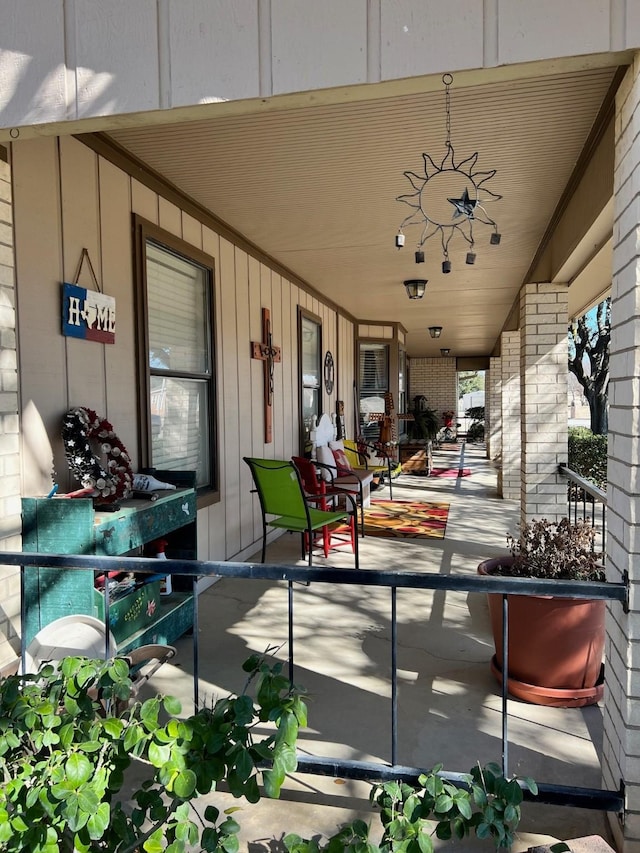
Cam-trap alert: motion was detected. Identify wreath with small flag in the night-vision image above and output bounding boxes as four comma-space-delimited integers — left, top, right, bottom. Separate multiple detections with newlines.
62, 407, 133, 503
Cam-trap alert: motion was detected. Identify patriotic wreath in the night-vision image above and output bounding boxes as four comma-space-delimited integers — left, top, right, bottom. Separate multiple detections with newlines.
62, 407, 133, 503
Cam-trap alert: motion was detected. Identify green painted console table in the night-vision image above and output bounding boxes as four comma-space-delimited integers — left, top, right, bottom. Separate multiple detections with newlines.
22, 470, 197, 654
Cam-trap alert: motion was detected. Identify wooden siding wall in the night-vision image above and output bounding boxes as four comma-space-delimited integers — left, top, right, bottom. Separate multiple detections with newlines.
12, 135, 353, 563
0, 153, 21, 667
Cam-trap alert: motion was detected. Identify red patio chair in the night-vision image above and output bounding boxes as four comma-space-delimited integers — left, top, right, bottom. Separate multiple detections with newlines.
292, 456, 357, 560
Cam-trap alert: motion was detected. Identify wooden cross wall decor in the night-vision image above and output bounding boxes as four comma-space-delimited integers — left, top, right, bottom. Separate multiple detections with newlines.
251, 307, 281, 443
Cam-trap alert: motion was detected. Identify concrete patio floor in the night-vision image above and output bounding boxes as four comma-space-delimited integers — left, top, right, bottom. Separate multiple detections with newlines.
145, 441, 616, 852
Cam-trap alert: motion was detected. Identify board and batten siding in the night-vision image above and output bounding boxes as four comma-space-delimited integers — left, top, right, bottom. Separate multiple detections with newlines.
0, 151, 21, 667
1, 1, 639, 136
12, 134, 353, 572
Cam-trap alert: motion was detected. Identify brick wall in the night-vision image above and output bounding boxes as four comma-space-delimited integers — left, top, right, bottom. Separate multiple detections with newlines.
408, 357, 457, 426
519, 282, 568, 524
604, 53, 640, 853
0, 152, 21, 666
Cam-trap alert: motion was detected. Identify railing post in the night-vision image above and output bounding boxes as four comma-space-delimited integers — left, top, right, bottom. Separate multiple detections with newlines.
288, 581, 294, 684
192, 574, 199, 712
391, 587, 398, 766
502, 593, 509, 778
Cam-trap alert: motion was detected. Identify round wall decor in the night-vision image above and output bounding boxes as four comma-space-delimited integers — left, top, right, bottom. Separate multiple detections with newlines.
324, 350, 335, 394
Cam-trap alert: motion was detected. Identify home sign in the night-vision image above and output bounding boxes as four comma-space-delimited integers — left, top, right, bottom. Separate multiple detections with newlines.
62, 282, 116, 344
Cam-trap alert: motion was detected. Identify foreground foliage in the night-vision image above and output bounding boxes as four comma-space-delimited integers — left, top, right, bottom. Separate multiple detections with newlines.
0, 652, 306, 853
0, 654, 541, 852
285, 762, 538, 853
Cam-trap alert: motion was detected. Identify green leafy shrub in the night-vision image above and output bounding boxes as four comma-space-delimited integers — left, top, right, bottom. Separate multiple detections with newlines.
285, 762, 537, 853
0, 652, 306, 853
0, 655, 539, 853
568, 427, 607, 490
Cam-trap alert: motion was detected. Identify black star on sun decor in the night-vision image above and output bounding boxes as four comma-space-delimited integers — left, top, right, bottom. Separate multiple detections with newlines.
448, 187, 476, 219
395, 73, 502, 274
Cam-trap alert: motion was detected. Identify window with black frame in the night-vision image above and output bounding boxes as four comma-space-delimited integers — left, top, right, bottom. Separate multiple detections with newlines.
135, 217, 218, 498
299, 310, 322, 448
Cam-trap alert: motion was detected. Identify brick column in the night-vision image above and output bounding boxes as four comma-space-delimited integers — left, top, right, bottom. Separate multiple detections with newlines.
487, 356, 501, 462
0, 148, 21, 667
500, 331, 520, 501
604, 54, 640, 853
519, 282, 568, 526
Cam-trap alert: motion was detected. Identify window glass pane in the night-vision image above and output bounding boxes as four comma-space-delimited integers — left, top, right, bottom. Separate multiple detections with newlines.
302, 316, 320, 386
360, 343, 388, 392
359, 343, 388, 440
300, 313, 321, 450
150, 376, 210, 488
146, 242, 209, 374
302, 388, 319, 435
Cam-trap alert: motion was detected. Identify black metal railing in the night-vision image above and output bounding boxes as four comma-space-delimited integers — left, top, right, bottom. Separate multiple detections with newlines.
559, 464, 607, 561
4, 550, 627, 814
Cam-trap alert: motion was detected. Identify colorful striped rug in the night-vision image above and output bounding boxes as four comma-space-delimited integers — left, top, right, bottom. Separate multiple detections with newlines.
431, 467, 471, 478
361, 499, 449, 539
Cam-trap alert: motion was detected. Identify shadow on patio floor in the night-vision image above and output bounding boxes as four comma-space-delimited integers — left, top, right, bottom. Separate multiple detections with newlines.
145, 442, 615, 852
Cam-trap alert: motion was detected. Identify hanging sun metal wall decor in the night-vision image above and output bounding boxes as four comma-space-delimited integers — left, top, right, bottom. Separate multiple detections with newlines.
395, 74, 502, 273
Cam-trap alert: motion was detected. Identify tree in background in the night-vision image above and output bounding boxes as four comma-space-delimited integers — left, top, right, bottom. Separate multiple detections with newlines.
458, 370, 484, 398
568, 297, 610, 435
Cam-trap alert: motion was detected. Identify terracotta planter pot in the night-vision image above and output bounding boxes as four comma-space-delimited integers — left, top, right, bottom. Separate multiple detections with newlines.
478, 556, 605, 708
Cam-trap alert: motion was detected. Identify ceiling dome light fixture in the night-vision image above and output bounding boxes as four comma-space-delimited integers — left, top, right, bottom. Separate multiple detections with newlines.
404, 279, 428, 300
440, 348, 451, 356
428, 326, 443, 338
395, 73, 502, 272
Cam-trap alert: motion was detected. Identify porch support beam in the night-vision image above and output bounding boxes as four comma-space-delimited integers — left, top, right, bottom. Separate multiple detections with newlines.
604, 51, 640, 853
487, 355, 501, 462
519, 282, 568, 526
499, 331, 520, 501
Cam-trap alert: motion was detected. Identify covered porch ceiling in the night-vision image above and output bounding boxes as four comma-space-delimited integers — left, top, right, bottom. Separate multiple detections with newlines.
105, 60, 622, 359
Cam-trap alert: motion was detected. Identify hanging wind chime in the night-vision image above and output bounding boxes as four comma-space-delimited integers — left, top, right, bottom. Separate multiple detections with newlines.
395, 73, 502, 273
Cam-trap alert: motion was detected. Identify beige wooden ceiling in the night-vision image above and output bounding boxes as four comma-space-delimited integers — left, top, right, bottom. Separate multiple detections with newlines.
108, 65, 620, 358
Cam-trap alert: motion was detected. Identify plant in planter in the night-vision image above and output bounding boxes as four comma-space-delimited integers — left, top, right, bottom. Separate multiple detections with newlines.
0, 651, 306, 853
478, 517, 606, 707
406, 397, 439, 442
465, 405, 485, 443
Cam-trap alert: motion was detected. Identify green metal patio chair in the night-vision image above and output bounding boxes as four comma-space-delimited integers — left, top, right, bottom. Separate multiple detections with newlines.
243, 457, 359, 569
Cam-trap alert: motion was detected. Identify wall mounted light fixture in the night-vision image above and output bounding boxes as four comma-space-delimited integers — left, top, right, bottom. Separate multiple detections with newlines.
428, 326, 443, 338
440, 348, 451, 356
404, 279, 428, 300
